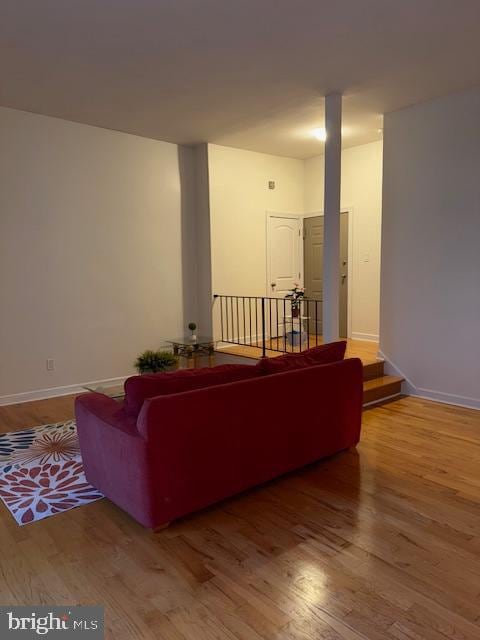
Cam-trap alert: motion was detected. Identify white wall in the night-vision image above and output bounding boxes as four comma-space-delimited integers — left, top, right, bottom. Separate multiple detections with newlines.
0, 109, 384, 401
0, 107, 186, 400
209, 144, 304, 298
304, 141, 383, 341
381, 88, 480, 409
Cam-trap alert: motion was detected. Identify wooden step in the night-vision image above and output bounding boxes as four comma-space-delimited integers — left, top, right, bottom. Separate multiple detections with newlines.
362, 359, 384, 381
363, 375, 403, 405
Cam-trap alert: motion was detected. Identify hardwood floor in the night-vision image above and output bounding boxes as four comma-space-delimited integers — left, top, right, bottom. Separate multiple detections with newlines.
220, 337, 380, 365
1, 395, 480, 639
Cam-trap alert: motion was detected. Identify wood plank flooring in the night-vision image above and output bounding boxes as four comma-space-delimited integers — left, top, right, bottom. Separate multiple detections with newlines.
1, 396, 480, 639
219, 337, 380, 365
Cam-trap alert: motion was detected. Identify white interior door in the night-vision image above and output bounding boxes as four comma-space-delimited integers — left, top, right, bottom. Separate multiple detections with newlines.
267, 215, 302, 338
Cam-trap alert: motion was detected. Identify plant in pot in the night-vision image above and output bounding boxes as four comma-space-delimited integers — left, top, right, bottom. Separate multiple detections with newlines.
188, 322, 197, 341
134, 350, 178, 374
285, 284, 307, 346
285, 284, 305, 318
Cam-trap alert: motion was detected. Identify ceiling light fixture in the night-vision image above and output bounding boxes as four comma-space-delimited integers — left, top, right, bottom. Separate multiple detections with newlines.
312, 127, 327, 142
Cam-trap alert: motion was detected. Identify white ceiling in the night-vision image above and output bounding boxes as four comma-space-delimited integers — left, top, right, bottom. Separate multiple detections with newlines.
2, 0, 480, 158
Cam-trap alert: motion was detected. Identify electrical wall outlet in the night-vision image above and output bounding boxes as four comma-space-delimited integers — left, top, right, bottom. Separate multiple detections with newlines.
46, 359, 55, 372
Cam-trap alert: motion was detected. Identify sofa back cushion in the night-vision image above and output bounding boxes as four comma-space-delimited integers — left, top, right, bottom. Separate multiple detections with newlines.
125, 364, 260, 416
257, 353, 315, 375
302, 340, 347, 363
257, 340, 347, 375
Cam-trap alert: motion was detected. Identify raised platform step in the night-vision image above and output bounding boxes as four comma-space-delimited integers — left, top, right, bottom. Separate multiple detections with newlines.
215, 344, 404, 407
218, 347, 385, 379
363, 359, 385, 381
363, 375, 404, 405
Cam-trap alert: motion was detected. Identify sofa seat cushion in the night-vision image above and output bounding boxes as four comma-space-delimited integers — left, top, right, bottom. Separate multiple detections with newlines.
257, 340, 347, 375
125, 364, 260, 416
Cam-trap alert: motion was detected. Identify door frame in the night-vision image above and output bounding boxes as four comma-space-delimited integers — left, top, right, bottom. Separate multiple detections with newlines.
265, 211, 304, 297
302, 208, 354, 339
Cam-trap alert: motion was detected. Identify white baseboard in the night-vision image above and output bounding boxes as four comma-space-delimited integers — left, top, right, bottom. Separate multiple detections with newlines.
409, 388, 480, 411
377, 350, 416, 394
0, 375, 131, 407
363, 392, 403, 408
378, 350, 480, 411
351, 332, 379, 342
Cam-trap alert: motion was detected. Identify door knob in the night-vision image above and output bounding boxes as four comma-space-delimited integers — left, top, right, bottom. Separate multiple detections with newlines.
271, 283, 276, 288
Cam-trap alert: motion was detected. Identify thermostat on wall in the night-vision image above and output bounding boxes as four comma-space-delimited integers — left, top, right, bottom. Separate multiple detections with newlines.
268, 180, 275, 190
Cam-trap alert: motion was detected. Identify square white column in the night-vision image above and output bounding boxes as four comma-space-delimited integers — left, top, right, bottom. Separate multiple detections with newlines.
323, 93, 342, 343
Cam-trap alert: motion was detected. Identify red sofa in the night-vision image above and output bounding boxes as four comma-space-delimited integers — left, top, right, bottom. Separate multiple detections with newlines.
75, 353, 363, 529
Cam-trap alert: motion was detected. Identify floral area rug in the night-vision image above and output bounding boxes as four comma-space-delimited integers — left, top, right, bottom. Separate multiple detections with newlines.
0, 421, 103, 525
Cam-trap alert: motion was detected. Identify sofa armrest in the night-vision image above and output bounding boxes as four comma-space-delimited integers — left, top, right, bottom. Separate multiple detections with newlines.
75, 393, 155, 527
75, 393, 138, 436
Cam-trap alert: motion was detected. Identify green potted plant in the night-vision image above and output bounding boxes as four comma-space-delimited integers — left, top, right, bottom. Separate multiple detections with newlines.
188, 322, 197, 341
285, 284, 307, 346
134, 350, 178, 374
285, 284, 305, 318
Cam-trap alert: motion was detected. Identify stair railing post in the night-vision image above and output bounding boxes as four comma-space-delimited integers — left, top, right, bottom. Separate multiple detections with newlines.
261, 297, 266, 358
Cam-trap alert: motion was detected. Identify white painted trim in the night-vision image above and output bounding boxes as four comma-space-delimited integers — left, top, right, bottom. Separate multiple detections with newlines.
351, 332, 379, 342
302, 208, 354, 339
302, 210, 324, 219
346, 208, 354, 341
410, 390, 480, 411
363, 392, 402, 408
265, 210, 304, 220
0, 375, 130, 407
377, 349, 417, 395
378, 350, 480, 411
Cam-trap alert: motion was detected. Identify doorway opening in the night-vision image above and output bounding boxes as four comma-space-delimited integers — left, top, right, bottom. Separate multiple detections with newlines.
303, 211, 349, 339
266, 211, 350, 341
266, 213, 302, 339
